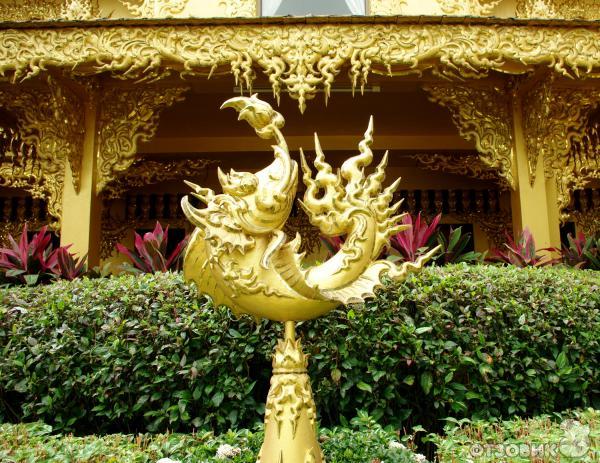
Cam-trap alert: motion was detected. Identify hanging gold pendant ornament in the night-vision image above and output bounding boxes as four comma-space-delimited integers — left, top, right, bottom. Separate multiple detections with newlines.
181, 95, 438, 463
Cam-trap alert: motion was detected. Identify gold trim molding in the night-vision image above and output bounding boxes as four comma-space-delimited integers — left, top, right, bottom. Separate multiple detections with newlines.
2, 24, 600, 112
424, 84, 515, 189
96, 85, 188, 193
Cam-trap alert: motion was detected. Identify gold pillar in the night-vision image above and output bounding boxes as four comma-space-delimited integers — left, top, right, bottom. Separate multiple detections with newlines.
510, 94, 561, 249
258, 321, 324, 463
60, 94, 102, 266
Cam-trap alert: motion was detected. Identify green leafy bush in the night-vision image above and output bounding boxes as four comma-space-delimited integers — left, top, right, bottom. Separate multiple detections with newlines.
0, 265, 598, 435
0, 419, 424, 463
431, 408, 599, 463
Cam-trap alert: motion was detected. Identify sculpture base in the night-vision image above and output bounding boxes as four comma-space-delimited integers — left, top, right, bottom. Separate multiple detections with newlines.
257, 322, 324, 463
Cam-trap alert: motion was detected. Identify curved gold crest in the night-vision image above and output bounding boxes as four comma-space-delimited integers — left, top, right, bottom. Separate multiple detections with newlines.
181, 94, 437, 322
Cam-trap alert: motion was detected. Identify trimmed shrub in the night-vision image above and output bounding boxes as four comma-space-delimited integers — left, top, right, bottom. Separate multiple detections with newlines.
0, 417, 424, 463
0, 265, 598, 434
431, 408, 599, 462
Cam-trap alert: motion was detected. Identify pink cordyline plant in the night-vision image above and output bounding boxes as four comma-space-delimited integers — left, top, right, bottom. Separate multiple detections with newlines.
389, 212, 441, 262
116, 221, 189, 273
0, 224, 86, 284
487, 227, 559, 267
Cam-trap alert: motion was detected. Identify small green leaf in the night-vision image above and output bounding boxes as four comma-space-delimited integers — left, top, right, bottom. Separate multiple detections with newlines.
357, 381, 372, 393
420, 372, 433, 395
211, 391, 224, 407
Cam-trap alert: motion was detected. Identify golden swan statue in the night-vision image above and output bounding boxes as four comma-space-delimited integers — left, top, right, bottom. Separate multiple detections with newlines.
181, 95, 437, 463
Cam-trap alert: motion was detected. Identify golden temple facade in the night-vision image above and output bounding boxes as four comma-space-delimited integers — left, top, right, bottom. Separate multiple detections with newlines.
0, 0, 599, 266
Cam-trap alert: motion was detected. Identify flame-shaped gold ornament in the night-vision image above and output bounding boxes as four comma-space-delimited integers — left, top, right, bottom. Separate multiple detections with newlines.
181, 95, 437, 463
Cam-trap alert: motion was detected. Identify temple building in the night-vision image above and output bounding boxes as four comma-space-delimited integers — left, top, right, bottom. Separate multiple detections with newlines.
0, 0, 598, 266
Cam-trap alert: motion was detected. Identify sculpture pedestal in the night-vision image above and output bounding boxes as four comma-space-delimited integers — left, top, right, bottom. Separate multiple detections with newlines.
257, 322, 324, 463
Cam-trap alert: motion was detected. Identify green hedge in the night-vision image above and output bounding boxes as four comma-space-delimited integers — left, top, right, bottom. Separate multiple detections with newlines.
0, 265, 598, 434
431, 408, 599, 462
0, 414, 424, 463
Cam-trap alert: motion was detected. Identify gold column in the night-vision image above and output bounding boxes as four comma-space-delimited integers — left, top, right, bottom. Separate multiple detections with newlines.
258, 321, 324, 463
510, 94, 561, 249
60, 90, 102, 266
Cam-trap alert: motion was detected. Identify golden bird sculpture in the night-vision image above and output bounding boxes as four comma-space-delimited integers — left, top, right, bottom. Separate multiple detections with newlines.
181, 94, 438, 463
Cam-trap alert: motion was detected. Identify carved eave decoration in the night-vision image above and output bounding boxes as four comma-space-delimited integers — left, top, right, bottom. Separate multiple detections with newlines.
411, 152, 510, 189
102, 156, 216, 199
424, 84, 515, 189
523, 83, 600, 219
0, 77, 84, 224
96, 85, 188, 193
0, 22, 599, 112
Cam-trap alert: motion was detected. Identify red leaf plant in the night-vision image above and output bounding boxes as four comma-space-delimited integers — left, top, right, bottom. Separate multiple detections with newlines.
0, 224, 86, 285
389, 212, 442, 263
116, 222, 189, 273
487, 227, 559, 267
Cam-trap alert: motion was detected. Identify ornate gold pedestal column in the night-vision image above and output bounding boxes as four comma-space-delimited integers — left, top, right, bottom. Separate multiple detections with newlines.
258, 321, 324, 463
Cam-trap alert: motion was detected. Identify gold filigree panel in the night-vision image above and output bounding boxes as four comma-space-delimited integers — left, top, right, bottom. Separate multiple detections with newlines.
0, 0, 96, 21
412, 152, 509, 188
119, 0, 189, 17
96, 85, 188, 192
437, 0, 502, 15
219, 0, 256, 17
102, 157, 216, 199
2, 24, 600, 112
0, 78, 85, 222
517, 0, 600, 20
370, 0, 407, 15
424, 84, 515, 189
523, 85, 600, 218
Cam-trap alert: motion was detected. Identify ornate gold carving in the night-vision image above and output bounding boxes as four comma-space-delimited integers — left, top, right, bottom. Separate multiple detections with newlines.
560, 121, 600, 218
524, 85, 600, 218
0, 0, 96, 21
96, 85, 188, 192
369, 0, 407, 15
424, 84, 515, 189
437, 0, 502, 15
517, 0, 600, 20
257, 330, 323, 463
219, 0, 256, 17
455, 210, 512, 246
61, 0, 94, 19
182, 96, 437, 463
102, 157, 216, 199
2, 24, 600, 112
522, 78, 552, 186
182, 94, 437, 320
120, 0, 189, 17
0, 79, 85, 223
570, 210, 600, 237
412, 152, 509, 188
